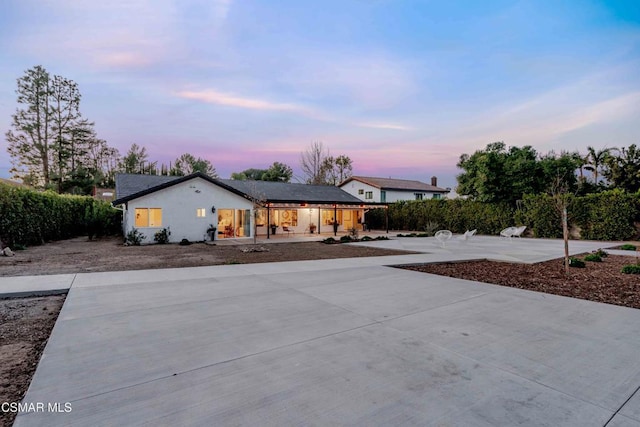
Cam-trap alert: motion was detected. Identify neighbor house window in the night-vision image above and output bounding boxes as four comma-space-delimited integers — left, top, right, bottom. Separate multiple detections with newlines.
135, 208, 162, 227
365, 191, 373, 199
358, 189, 364, 195
196, 208, 206, 217
415, 193, 424, 200
433, 194, 442, 200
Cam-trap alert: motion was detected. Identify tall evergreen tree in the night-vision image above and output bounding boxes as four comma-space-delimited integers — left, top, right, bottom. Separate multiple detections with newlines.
6, 66, 53, 187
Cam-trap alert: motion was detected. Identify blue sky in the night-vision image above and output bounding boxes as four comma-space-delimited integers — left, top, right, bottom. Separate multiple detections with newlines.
1, 0, 638, 187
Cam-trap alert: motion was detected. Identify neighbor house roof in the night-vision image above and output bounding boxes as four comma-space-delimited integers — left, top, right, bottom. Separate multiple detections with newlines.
113, 173, 370, 206
341, 176, 449, 193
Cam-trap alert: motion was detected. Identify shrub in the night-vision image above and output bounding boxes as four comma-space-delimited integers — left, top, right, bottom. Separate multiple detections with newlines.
179, 238, 191, 246
569, 257, 585, 268
620, 244, 637, 251
621, 265, 640, 274
584, 253, 602, 262
0, 184, 121, 246
361, 236, 373, 241
322, 237, 337, 244
124, 228, 145, 246
154, 228, 171, 244
423, 221, 439, 236
340, 235, 352, 242
375, 236, 389, 240
348, 227, 359, 239
594, 249, 609, 258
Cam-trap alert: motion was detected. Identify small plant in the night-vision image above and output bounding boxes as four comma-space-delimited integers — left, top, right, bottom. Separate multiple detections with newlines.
621, 265, 640, 274
340, 235, 352, 242
348, 226, 359, 239
568, 257, 585, 268
124, 228, 145, 246
179, 238, 191, 246
584, 253, 602, 262
154, 227, 171, 244
13, 243, 27, 251
206, 225, 217, 241
620, 244, 637, 251
361, 236, 373, 241
375, 236, 389, 240
424, 221, 440, 236
594, 248, 609, 258
397, 233, 406, 237
322, 237, 337, 244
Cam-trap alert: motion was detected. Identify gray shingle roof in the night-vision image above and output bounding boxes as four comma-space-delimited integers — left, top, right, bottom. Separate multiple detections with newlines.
115, 174, 180, 199
342, 176, 449, 193
113, 173, 368, 206
220, 179, 364, 204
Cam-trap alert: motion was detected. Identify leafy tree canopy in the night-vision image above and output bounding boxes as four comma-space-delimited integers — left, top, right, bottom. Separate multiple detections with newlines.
231, 162, 293, 182
457, 142, 580, 204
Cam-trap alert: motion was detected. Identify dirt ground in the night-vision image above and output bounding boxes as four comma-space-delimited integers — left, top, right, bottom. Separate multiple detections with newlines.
0, 295, 65, 427
401, 253, 640, 309
0, 236, 415, 277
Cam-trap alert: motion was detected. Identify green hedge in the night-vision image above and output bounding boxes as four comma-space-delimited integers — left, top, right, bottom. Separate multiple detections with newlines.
367, 199, 513, 235
0, 184, 121, 247
367, 191, 640, 241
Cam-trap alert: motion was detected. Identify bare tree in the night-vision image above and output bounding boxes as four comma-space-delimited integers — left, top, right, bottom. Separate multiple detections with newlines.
550, 174, 573, 275
300, 141, 329, 185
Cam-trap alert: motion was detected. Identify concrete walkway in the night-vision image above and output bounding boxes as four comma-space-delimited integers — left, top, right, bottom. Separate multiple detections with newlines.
9, 237, 640, 426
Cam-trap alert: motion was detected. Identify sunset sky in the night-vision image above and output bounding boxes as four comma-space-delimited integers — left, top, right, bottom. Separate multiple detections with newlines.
1, 0, 639, 188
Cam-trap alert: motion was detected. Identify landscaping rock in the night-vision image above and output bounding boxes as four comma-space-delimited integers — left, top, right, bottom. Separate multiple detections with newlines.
2, 247, 14, 257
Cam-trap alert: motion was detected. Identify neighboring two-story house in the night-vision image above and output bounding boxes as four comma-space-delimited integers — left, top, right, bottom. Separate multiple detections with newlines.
339, 176, 450, 203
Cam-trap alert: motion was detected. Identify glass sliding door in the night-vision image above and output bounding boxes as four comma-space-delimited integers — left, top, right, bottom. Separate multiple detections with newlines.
217, 209, 252, 238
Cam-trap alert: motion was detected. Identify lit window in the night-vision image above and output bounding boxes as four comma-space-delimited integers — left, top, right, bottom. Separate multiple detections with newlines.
365, 191, 373, 199
134, 208, 162, 227
196, 208, 206, 217
358, 189, 364, 195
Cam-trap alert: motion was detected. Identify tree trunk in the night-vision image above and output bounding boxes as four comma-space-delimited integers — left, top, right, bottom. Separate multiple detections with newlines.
562, 206, 569, 275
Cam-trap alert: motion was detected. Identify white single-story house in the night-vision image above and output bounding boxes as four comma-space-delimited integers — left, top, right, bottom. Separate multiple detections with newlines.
339, 176, 450, 203
113, 173, 383, 243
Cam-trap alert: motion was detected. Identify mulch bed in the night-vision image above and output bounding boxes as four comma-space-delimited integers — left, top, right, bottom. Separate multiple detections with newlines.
400, 254, 640, 309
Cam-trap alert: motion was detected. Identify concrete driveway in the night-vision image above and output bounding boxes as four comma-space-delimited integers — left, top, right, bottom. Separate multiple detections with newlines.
9, 237, 640, 426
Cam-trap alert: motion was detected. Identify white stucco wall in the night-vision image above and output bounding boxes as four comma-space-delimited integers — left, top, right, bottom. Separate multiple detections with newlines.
124, 177, 253, 243
339, 181, 381, 202
339, 181, 444, 203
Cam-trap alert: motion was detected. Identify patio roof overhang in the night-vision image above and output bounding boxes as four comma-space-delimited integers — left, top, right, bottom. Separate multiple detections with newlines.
260, 201, 387, 209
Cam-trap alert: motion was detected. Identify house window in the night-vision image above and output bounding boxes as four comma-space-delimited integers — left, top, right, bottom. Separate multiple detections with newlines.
358, 189, 364, 195
273, 209, 298, 226
134, 208, 162, 227
433, 194, 442, 200
415, 193, 424, 200
365, 191, 373, 199
381, 190, 386, 203
196, 208, 206, 218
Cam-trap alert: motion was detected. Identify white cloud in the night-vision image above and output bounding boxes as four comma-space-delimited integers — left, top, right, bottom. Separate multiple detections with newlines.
175, 89, 306, 112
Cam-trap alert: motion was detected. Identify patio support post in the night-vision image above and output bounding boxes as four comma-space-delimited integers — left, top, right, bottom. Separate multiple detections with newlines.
318, 209, 321, 234
267, 207, 270, 239
334, 205, 338, 236
386, 205, 389, 234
